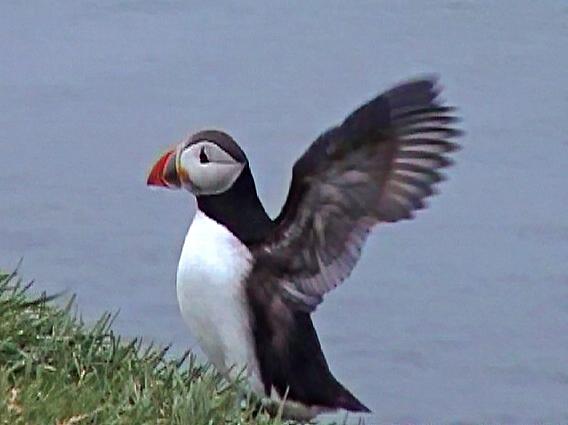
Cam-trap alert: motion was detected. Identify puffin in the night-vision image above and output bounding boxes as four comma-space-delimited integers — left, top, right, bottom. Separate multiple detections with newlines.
147, 77, 461, 420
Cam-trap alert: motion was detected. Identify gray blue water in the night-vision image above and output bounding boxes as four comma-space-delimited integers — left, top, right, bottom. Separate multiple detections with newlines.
1, 2, 567, 423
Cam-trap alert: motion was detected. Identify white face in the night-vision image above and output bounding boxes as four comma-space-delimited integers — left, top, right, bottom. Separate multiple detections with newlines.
178, 140, 245, 196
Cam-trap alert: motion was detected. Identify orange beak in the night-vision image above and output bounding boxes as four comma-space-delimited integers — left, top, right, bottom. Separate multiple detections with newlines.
147, 149, 181, 188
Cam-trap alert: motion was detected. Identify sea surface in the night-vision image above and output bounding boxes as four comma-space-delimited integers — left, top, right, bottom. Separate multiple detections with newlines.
1, 2, 567, 423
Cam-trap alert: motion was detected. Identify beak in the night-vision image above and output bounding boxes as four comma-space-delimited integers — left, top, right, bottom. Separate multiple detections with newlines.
147, 148, 181, 189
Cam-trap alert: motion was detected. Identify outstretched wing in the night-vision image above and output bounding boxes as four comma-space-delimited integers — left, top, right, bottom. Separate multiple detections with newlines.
252, 77, 461, 312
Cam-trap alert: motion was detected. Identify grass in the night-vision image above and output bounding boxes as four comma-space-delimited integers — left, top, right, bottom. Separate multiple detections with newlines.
0, 269, 292, 425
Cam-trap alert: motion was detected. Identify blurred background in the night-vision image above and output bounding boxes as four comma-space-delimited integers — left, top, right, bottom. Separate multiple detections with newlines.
1, 1, 567, 423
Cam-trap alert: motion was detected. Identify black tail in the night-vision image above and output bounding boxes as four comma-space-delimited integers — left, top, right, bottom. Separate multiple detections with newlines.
334, 382, 371, 413
255, 309, 371, 414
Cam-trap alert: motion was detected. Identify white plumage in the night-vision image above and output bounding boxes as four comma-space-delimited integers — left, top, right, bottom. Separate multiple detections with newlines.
176, 210, 263, 392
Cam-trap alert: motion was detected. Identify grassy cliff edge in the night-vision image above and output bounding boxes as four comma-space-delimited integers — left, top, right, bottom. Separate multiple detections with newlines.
0, 269, 291, 425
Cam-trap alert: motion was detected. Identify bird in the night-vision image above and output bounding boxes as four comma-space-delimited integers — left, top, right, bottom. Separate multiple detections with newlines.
147, 77, 461, 420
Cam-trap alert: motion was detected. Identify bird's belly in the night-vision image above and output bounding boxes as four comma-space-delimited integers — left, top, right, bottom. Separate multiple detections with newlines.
176, 211, 262, 391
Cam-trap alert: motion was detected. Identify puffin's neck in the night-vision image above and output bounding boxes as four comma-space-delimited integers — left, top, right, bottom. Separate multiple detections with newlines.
196, 165, 274, 245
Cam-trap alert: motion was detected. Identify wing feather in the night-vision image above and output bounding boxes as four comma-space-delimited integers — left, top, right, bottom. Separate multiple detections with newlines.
251, 77, 461, 311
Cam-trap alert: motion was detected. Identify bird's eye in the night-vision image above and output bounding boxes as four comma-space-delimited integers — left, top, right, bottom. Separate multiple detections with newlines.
199, 147, 210, 164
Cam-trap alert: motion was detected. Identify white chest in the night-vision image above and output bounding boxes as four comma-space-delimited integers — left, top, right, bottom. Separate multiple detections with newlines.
176, 210, 261, 387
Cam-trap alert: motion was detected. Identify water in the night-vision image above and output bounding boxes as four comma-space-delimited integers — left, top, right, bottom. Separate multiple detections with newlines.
1, 1, 567, 423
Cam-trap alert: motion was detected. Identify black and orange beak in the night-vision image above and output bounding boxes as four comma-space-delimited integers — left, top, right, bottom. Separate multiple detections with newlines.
147, 148, 181, 189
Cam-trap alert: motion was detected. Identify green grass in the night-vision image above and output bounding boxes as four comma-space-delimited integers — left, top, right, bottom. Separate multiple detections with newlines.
0, 269, 291, 425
